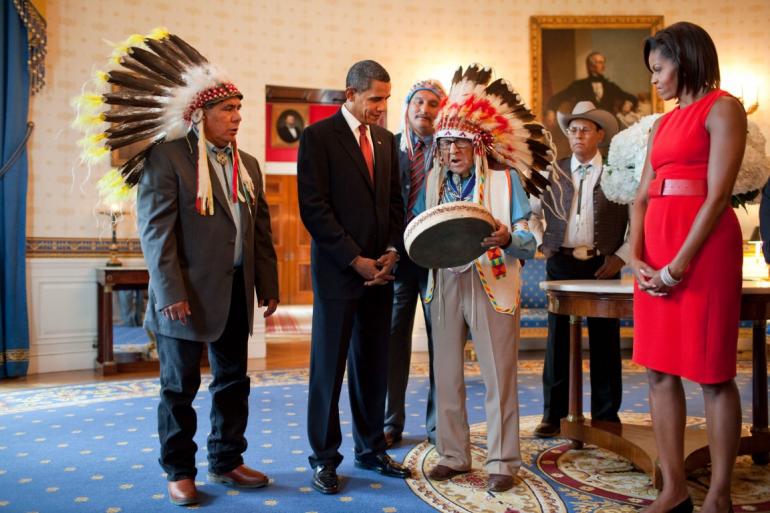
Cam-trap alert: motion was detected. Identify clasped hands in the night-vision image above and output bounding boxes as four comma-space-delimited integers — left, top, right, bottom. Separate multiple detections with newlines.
352, 250, 399, 286
631, 259, 672, 297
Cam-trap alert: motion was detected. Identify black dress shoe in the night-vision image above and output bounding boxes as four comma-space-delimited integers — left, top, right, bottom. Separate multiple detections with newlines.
312, 465, 340, 494
355, 453, 411, 479
384, 431, 402, 449
667, 496, 693, 513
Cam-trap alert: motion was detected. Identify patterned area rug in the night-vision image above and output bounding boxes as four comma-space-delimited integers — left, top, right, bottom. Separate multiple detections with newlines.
406, 414, 770, 513
0, 364, 766, 512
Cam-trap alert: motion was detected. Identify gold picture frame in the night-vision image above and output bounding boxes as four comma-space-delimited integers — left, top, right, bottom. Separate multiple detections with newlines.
530, 15, 665, 154
270, 103, 309, 149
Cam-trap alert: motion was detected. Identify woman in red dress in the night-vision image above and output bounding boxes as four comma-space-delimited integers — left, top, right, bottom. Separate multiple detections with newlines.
630, 22, 747, 513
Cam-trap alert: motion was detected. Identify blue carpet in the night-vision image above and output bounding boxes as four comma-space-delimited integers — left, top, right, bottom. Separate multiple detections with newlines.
0, 363, 763, 512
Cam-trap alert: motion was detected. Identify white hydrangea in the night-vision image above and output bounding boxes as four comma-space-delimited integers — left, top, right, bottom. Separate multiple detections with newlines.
601, 115, 770, 205
733, 120, 770, 199
601, 114, 662, 204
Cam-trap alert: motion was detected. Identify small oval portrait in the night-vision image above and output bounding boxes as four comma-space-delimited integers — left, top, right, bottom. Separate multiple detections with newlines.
276, 109, 305, 144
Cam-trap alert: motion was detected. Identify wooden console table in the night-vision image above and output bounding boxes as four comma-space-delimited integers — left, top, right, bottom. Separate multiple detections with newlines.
96, 266, 150, 375
541, 279, 770, 488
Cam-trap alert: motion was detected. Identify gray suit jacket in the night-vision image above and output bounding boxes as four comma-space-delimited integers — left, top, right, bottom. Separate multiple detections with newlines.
137, 133, 279, 342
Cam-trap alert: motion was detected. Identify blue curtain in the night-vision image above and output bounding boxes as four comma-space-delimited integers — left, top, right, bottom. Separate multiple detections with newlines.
0, 0, 31, 378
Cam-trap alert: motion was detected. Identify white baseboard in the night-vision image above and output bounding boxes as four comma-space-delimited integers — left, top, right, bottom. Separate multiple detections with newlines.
26, 258, 266, 374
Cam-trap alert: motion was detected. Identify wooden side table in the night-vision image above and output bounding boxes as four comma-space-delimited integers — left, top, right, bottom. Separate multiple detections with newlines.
541, 279, 770, 489
96, 267, 149, 375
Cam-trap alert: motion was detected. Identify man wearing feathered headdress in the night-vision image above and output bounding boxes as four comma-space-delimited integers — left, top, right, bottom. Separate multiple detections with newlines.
418, 64, 560, 492
73, 29, 279, 506
384, 79, 445, 450
529, 101, 627, 440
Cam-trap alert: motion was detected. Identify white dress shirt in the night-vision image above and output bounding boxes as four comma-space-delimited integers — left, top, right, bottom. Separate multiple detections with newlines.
529, 151, 630, 263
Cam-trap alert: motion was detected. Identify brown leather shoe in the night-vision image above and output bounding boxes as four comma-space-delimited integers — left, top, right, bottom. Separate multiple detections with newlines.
427, 464, 470, 481
487, 473, 514, 492
208, 464, 269, 488
167, 478, 199, 506
533, 420, 560, 438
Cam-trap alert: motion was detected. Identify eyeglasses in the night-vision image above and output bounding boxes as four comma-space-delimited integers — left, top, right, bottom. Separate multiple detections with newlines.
438, 138, 472, 150
566, 126, 597, 136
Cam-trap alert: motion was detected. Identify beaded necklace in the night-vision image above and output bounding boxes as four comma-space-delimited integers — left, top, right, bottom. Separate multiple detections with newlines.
445, 172, 476, 202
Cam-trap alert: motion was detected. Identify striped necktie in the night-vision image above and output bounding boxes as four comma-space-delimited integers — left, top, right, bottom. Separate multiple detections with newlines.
406, 139, 425, 222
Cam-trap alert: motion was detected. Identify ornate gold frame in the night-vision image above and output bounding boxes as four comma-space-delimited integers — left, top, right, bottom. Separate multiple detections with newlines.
530, 15, 665, 118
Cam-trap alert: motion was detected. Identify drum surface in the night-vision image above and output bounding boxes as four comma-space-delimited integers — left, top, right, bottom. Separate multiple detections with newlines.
405, 202, 495, 269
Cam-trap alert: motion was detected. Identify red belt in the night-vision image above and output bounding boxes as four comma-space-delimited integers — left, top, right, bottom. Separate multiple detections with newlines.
649, 178, 707, 197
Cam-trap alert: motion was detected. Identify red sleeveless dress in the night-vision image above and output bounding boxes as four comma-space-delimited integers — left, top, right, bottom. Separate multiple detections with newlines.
632, 89, 743, 384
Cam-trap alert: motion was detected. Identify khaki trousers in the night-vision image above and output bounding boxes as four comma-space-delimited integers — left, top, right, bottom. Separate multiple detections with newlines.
430, 267, 521, 476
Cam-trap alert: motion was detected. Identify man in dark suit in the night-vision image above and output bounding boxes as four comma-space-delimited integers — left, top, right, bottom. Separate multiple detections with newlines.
760, 180, 770, 263
529, 101, 628, 438
297, 59, 410, 495
137, 90, 279, 506
384, 79, 445, 448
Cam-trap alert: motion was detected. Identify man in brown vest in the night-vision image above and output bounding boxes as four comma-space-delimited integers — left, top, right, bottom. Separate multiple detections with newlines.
529, 101, 628, 437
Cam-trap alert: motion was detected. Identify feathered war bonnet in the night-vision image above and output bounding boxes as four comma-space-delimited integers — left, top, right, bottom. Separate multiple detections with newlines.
432, 64, 564, 200
72, 27, 255, 215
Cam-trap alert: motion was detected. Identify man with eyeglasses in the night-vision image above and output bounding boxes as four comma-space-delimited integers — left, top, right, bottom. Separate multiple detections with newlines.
529, 101, 628, 438
384, 80, 446, 450
416, 66, 544, 493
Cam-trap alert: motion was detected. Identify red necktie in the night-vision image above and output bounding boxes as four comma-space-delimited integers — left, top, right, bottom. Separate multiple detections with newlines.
358, 124, 374, 183
406, 139, 425, 222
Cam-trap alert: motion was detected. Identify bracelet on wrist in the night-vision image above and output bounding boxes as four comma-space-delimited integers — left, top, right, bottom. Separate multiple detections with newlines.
660, 265, 682, 287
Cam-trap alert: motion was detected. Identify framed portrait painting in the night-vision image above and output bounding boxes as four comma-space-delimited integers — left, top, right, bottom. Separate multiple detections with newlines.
269, 103, 309, 149
530, 15, 665, 156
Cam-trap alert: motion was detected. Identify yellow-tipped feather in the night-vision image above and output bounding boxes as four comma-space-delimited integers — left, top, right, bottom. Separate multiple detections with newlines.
71, 92, 104, 112
78, 132, 107, 147
147, 27, 169, 40
109, 33, 145, 64
82, 145, 110, 162
72, 112, 105, 130
97, 169, 135, 206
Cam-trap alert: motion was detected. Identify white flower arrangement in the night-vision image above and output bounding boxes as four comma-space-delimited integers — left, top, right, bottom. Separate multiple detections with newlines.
734, 120, 770, 197
601, 114, 662, 204
600, 115, 770, 207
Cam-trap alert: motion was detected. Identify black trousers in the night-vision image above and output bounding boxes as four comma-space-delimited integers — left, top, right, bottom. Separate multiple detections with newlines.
156, 268, 250, 481
542, 253, 622, 424
307, 284, 393, 468
385, 254, 436, 442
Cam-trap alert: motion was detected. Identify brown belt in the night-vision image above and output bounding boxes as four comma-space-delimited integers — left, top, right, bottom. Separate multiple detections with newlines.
559, 246, 599, 261
649, 178, 707, 197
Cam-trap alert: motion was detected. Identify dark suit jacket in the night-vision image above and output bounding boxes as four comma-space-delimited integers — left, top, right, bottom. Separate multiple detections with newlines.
761, 179, 770, 263
297, 110, 404, 300
137, 133, 279, 342
393, 132, 434, 254
546, 76, 637, 114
